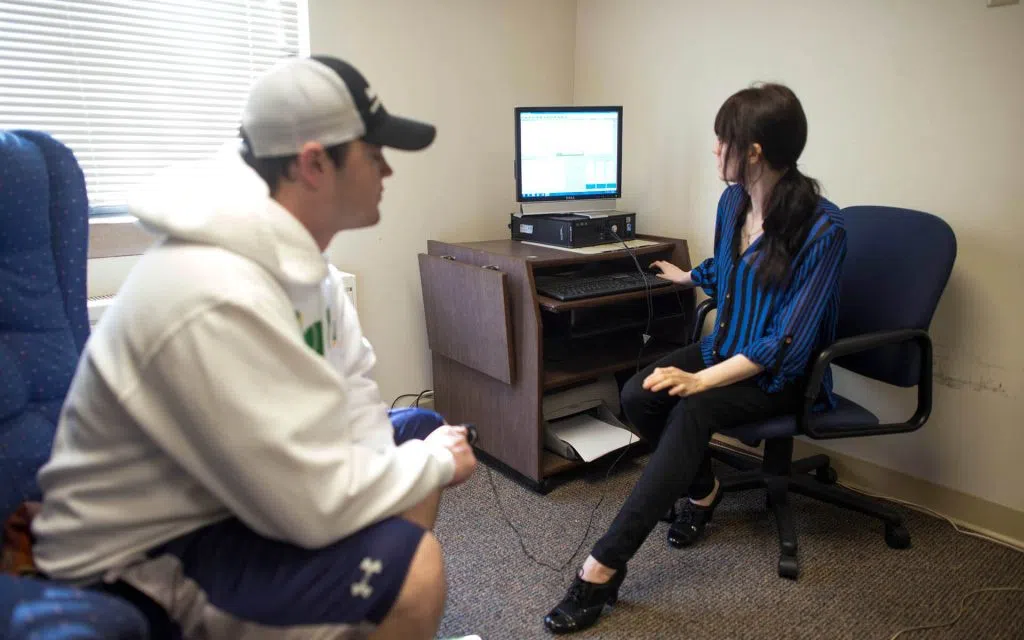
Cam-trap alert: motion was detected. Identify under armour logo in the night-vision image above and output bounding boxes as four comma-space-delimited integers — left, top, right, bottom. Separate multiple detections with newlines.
351, 557, 383, 599
365, 86, 382, 114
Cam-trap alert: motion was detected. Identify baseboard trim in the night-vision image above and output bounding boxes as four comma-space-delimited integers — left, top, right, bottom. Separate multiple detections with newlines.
711, 435, 1024, 551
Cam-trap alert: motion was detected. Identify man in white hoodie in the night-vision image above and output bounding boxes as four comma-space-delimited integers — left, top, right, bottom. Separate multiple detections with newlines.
31, 55, 477, 639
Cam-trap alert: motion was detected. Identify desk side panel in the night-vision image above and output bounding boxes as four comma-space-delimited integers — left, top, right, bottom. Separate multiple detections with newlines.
418, 254, 514, 384
426, 241, 543, 483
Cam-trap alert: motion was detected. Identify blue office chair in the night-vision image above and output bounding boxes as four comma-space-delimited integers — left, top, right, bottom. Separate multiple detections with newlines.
1, 574, 149, 639
1, 130, 150, 637
699, 205, 957, 580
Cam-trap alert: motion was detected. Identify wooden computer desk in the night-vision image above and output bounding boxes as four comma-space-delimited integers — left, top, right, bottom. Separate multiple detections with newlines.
418, 235, 696, 492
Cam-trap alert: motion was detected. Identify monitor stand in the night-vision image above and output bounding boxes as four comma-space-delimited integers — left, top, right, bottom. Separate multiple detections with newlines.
518, 198, 618, 217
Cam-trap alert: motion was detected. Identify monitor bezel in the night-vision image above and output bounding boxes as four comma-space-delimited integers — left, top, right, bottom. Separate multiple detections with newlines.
514, 105, 623, 203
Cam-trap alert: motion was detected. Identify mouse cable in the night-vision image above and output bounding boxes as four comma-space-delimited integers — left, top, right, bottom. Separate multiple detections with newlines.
610, 227, 654, 371
390, 389, 433, 411
482, 230, 656, 574
887, 587, 1023, 640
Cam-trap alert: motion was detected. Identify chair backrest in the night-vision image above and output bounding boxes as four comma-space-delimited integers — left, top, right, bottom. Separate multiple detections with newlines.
0, 130, 90, 521
834, 205, 956, 387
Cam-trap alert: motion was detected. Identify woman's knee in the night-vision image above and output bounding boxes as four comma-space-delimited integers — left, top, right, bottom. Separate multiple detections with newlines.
620, 371, 652, 416
669, 396, 715, 442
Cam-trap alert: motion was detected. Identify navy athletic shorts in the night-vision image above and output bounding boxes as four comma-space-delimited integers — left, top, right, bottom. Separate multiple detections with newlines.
107, 407, 445, 639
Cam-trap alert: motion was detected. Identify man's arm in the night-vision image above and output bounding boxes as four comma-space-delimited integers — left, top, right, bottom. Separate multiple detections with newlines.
120, 298, 455, 548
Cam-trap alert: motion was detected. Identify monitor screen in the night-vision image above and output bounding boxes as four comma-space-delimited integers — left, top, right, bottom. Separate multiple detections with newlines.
515, 106, 622, 202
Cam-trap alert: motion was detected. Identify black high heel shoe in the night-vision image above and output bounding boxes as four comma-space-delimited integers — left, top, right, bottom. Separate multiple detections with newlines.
544, 566, 627, 634
667, 485, 723, 548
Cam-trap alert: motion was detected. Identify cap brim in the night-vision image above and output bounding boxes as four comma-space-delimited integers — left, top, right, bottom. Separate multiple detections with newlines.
363, 114, 436, 151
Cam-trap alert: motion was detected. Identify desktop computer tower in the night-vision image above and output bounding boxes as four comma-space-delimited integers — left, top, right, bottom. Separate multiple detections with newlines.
509, 211, 636, 249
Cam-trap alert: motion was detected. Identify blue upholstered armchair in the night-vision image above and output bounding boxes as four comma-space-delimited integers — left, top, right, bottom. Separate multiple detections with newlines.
702, 205, 957, 580
0, 130, 149, 638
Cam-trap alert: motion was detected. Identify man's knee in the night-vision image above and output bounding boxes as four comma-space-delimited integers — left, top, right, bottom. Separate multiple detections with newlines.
388, 532, 446, 629
391, 407, 446, 444
409, 407, 445, 428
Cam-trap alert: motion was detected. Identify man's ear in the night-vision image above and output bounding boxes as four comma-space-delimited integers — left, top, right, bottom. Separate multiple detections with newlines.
294, 142, 328, 188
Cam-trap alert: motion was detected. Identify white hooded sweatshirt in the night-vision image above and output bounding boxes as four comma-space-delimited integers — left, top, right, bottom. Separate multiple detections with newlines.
32, 144, 455, 582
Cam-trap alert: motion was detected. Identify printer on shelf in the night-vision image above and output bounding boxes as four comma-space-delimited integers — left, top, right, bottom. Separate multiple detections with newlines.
542, 376, 635, 462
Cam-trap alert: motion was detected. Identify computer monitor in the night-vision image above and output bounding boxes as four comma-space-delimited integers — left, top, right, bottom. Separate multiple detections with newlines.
514, 106, 623, 203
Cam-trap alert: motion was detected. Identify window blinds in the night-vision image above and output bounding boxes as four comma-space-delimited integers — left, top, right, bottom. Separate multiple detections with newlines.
0, 0, 305, 212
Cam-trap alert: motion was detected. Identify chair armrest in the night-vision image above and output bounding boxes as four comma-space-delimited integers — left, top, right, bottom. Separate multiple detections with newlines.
800, 329, 933, 439
691, 298, 717, 344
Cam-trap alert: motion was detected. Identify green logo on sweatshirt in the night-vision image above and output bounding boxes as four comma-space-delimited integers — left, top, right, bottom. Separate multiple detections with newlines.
304, 321, 325, 356
296, 311, 325, 356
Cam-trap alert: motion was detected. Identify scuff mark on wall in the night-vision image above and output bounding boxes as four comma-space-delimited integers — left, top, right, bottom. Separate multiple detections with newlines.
933, 371, 1008, 395
932, 343, 1017, 398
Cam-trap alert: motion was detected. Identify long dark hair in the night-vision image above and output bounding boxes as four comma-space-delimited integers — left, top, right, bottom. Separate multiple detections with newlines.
714, 83, 821, 288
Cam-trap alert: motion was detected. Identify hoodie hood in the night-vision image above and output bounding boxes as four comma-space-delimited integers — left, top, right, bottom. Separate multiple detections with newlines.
128, 142, 328, 286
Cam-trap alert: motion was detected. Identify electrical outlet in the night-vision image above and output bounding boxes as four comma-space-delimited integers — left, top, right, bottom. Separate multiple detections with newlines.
987, 0, 1019, 8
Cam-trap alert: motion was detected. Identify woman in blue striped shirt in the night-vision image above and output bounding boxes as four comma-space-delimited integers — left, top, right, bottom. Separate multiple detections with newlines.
545, 83, 847, 634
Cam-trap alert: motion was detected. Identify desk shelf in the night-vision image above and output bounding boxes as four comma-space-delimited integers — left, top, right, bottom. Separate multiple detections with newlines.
536, 282, 689, 313
420, 234, 695, 491
543, 339, 679, 391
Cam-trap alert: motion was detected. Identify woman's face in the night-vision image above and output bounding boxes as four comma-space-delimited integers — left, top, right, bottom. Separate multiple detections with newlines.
714, 137, 754, 183
714, 138, 732, 181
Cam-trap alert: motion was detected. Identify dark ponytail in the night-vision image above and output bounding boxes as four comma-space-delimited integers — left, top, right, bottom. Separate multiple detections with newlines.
757, 167, 820, 287
715, 83, 821, 289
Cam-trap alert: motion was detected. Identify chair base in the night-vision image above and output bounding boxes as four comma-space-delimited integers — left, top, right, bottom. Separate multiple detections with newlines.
711, 439, 910, 580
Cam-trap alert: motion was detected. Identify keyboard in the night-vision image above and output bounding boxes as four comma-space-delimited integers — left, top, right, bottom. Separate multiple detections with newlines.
535, 271, 674, 301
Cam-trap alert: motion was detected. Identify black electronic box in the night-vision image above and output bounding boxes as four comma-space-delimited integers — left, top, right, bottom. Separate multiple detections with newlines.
509, 211, 636, 249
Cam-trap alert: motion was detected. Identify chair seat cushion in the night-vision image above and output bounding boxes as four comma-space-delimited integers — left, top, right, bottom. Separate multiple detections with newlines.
720, 394, 880, 446
0, 575, 148, 639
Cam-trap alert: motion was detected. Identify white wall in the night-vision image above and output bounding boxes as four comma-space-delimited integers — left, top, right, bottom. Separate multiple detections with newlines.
574, 0, 1024, 511
309, 0, 578, 405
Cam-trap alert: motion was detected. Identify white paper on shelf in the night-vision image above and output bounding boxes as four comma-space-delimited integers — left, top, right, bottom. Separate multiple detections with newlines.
547, 410, 635, 462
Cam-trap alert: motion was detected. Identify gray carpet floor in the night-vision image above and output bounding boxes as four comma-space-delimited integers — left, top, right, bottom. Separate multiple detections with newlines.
434, 455, 1024, 640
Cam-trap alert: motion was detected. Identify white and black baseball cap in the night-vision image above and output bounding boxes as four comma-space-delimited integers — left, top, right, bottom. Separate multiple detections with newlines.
240, 55, 436, 158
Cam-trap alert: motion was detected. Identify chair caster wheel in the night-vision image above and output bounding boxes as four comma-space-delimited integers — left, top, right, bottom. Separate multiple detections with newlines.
778, 555, 799, 580
885, 523, 911, 549
815, 466, 838, 485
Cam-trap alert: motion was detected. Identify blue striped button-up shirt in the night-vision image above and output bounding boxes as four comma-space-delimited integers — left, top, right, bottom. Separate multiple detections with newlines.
690, 185, 847, 409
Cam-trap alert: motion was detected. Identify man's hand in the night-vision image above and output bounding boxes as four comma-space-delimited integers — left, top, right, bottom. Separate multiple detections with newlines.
424, 425, 477, 487
642, 366, 708, 397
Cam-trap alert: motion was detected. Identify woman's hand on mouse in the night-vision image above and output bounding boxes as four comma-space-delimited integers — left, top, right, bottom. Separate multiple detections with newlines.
649, 260, 687, 285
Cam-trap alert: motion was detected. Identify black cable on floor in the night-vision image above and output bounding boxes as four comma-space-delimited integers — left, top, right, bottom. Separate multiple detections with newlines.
484, 229, 654, 574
